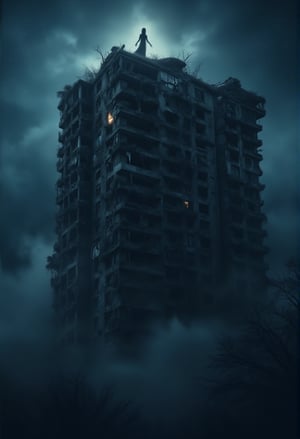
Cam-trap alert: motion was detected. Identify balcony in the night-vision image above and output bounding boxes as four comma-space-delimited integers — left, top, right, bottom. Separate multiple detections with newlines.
225, 125, 239, 136
120, 262, 163, 277
244, 148, 263, 161
161, 148, 184, 163
226, 142, 240, 153
120, 221, 161, 237
163, 195, 189, 212
120, 238, 160, 255
245, 165, 263, 177
57, 146, 64, 158
249, 181, 265, 191
58, 132, 64, 143
162, 165, 182, 179
230, 234, 246, 248
240, 117, 262, 132
59, 113, 70, 129
133, 147, 160, 162
114, 201, 161, 218
56, 159, 64, 173
115, 106, 158, 126
247, 211, 267, 223
56, 177, 65, 188
113, 85, 139, 103
241, 133, 262, 147
108, 162, 160, 181
121, 182, 160, 198
227, 171, 244, 184
255, 102, 266, 118
56, 191, 64, 205
248, 242, 268, 255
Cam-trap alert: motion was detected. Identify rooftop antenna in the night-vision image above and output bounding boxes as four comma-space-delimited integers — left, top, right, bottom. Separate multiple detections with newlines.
135, 27, 152, 57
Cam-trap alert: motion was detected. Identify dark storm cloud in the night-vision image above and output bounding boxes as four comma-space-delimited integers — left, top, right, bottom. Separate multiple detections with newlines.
0, 240, 53, 342
0, 133, 55, 272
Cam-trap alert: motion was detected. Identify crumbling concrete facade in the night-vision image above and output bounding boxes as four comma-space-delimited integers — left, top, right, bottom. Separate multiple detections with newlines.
48, 46, 267, 345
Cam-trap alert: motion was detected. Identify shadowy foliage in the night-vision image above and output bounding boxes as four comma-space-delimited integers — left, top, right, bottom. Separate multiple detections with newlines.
0, 263, 298, 439
204, 260, 299, 438
0, 375, 144, 439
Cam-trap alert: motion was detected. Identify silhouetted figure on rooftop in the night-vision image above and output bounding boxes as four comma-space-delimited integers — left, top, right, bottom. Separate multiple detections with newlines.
135, 28, 152, 57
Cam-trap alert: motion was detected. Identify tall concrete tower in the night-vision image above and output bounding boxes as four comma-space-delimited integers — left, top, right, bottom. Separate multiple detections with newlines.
47, 43, 267, 346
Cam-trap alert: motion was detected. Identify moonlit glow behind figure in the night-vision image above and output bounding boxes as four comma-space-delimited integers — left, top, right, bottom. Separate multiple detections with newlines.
119, 13, 171, 58
135, 27, 152, 57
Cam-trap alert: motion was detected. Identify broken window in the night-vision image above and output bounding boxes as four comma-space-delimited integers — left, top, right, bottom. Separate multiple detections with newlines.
160, 71, 179, 89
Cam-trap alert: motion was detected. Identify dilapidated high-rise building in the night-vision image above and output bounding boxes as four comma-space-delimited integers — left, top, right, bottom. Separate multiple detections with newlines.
47, 42, 267, 345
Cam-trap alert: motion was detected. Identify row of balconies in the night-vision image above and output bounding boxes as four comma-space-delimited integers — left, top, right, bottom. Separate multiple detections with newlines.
232, 244, 268, 257
229, 205, 266, 220
107, 162, 160, 182
57, 145, 64, 158
227, 171, 264, 189
58, 122, 92, 145
56, 158, 64, 173
224, 110, 263, 131
241, 132, 262, 147
116, 182, 160, 199
243, 146, 263, 161
230, 230, 267, 247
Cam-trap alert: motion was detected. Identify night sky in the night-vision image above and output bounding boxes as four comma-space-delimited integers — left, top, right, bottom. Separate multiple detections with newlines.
0, 0, 298, 347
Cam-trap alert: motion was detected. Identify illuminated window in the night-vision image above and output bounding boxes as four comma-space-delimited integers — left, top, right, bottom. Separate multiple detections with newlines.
107, 112, 114, 125
184, 200, 190, 209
